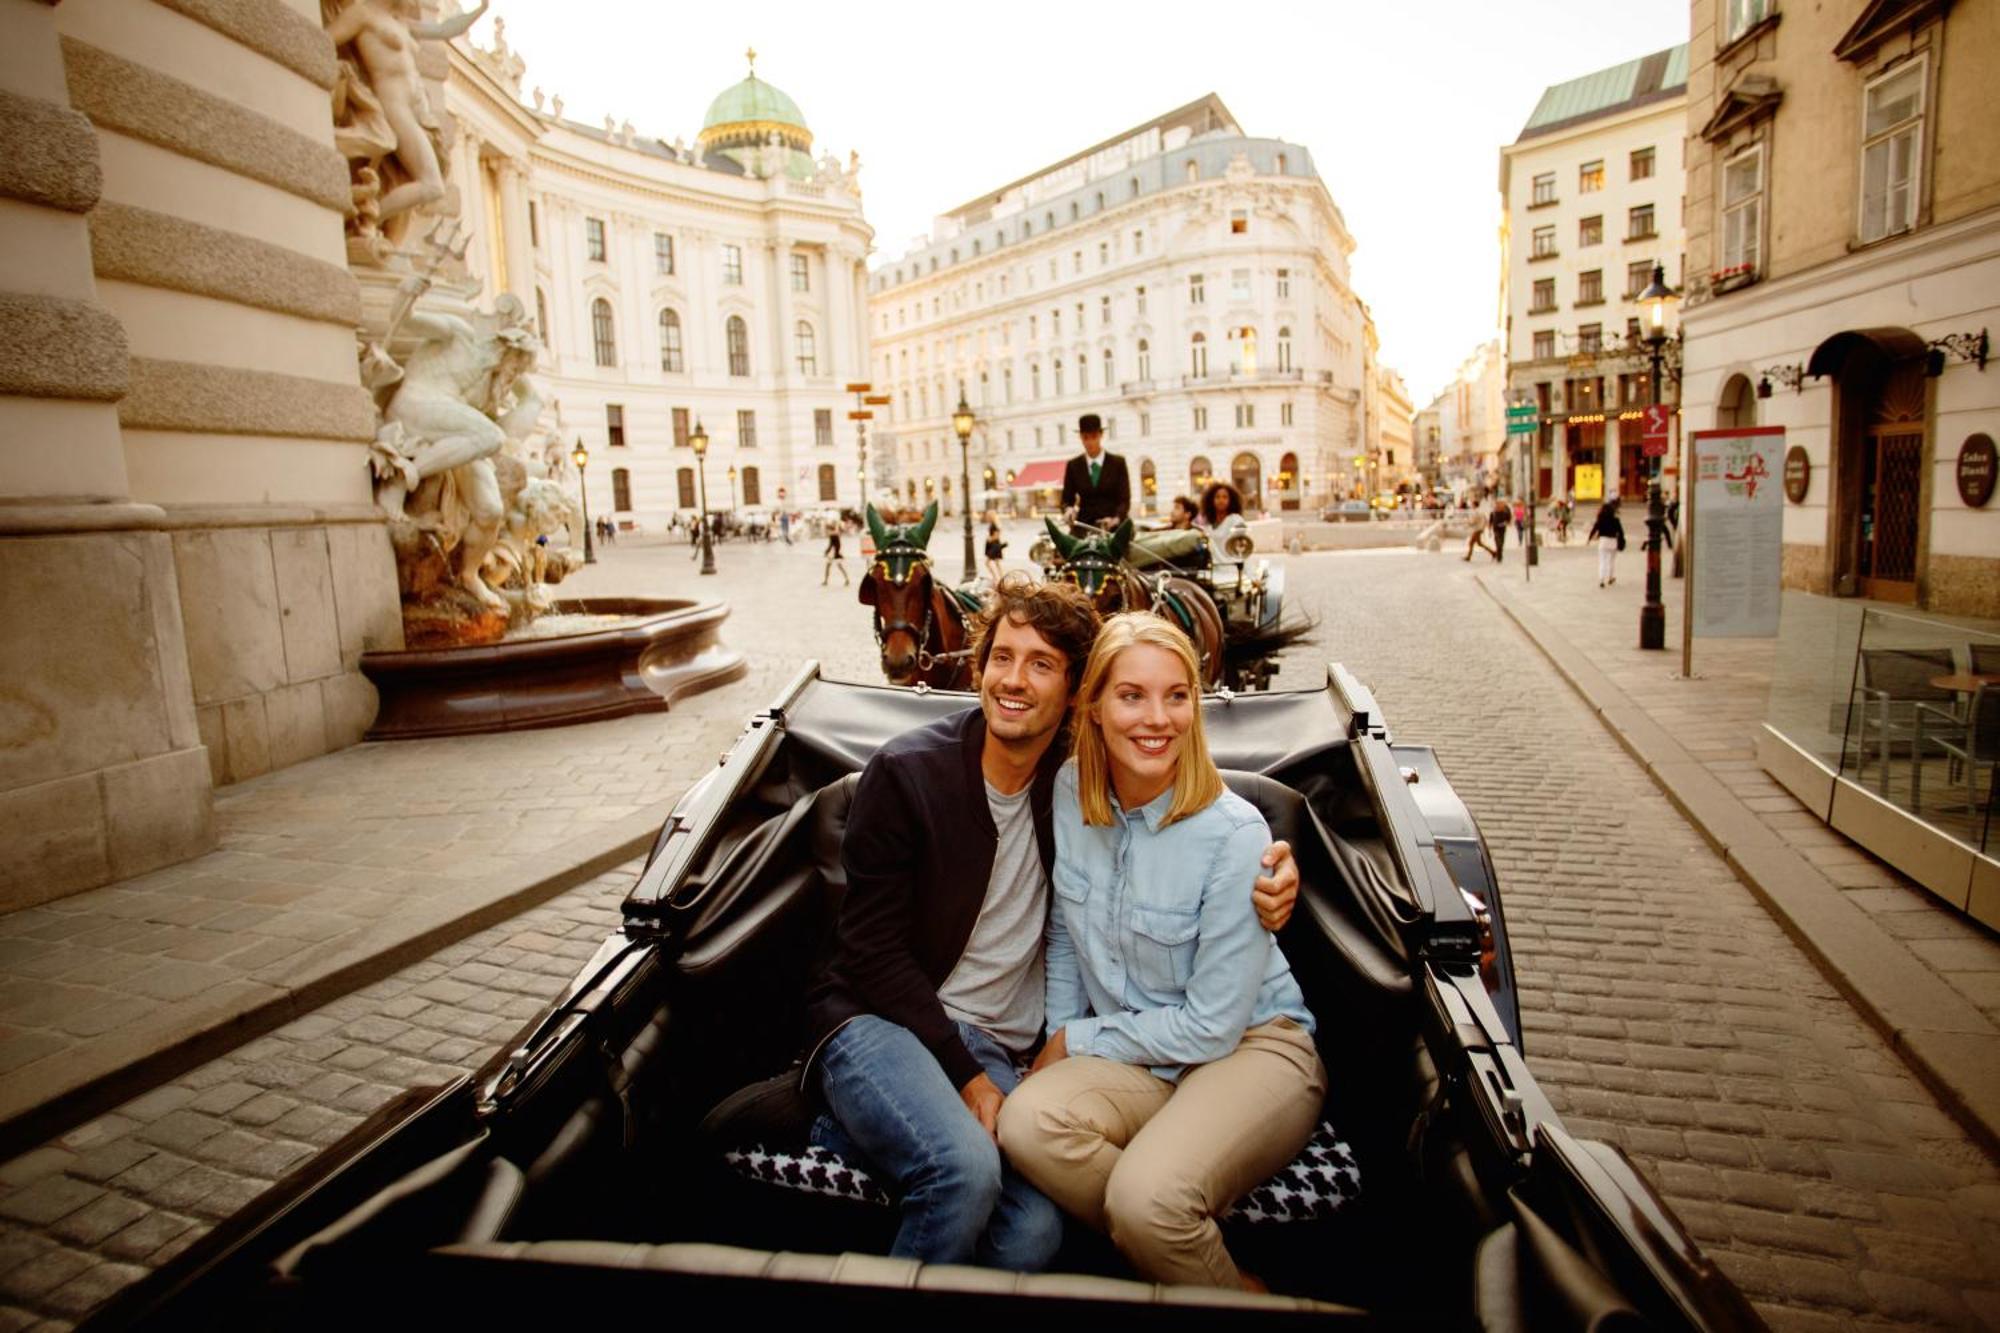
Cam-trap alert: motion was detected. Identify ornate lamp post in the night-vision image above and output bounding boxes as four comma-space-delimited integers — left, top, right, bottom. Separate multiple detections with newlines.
572, 438, 595, 564
1638, 263, 1677, 651
691, 419, 716, 576
952, 394, 977, 582
726, 465, 737, 513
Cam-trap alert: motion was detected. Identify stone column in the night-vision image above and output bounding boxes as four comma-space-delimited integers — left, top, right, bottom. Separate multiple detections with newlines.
498, 157, 533, 305
0, 0, 213, 908
825, 246, 853, 385
52, 0, 400, 795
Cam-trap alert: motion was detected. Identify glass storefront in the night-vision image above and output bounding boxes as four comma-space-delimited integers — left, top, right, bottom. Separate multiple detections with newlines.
1762, 593, 1999, 919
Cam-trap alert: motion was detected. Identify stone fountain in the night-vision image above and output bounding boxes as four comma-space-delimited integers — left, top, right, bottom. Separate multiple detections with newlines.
325, 0, 743, 736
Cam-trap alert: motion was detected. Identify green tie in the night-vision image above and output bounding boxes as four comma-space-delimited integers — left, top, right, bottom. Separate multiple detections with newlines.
1089, 459, 1101, 487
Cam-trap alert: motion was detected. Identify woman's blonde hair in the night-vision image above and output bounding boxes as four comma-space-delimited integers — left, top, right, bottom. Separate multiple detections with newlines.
1071, 613, 1224, 828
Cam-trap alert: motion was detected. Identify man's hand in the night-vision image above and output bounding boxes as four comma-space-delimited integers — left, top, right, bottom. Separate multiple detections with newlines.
1253, 839, 1298, 933
960, 1072, 1004, 1142
1028, 1025, 1068, 1075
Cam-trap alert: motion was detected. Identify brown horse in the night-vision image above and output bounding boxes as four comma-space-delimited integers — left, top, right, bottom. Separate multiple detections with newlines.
859, 503, 976, 691
1041, 519, 1229, 689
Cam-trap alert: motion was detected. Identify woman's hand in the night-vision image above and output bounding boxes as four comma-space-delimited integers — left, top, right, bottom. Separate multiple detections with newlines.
1253, 840, 1298, 932
960, 1072, 1004, 1141
1029, 1026, 1069, 1075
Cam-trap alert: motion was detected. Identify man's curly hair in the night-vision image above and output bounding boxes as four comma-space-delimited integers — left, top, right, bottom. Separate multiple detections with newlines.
970, 572, 1101, 695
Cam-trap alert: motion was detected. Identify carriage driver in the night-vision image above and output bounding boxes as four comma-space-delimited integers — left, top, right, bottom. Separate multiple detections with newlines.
801, 573, 1300, 1271
1061, 414, 1131, 531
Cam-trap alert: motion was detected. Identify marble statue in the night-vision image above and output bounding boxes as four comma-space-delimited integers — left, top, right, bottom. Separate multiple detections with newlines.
375, 292, 541, 616
325, 0, 488, 258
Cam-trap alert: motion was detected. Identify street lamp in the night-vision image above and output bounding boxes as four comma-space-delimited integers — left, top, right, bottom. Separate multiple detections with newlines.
572, 438, 596, 564
1637, 263, 1677, 651
726, 465, 737, 513
691, 419, 716, 575
952, 394, 977, 582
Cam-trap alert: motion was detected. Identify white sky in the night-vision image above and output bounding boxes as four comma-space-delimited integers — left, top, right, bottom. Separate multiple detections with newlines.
476, 0, 1689, 406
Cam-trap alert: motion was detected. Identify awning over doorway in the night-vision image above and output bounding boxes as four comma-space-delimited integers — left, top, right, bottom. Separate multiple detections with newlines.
1806, 326, 1927, 379
1009, 459, 1067, 490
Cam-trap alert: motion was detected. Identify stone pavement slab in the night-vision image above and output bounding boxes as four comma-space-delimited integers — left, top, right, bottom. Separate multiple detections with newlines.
1474, 549, 2000, 1158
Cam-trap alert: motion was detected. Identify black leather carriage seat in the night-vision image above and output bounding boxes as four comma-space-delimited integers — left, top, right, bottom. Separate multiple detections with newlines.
434, 1240, 1361, 1312
692, 753, 1401, 1232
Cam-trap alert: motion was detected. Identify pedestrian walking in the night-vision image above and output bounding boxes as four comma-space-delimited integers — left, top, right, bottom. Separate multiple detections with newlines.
1488, 496, 1509, 562
823, 521, 850, 586
984, 520, 1007, 584
1587, 497, 1625, 587
1552, 498, 1571, 545
780, 508, 793, 545
1512, 500, 1526, 546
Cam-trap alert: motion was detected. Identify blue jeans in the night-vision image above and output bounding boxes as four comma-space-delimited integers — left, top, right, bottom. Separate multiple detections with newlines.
812, 1015, 1064, 1271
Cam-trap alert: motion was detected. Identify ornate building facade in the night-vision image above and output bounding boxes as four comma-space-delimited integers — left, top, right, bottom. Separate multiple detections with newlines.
444, 37, 874, 526
1500, 47, 1688, 504
1680, 0, 1998, 615
866, 96, 1384, 518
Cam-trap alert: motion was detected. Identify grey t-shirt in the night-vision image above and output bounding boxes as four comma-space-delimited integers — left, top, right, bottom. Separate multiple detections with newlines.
937, 779, 1048, 1052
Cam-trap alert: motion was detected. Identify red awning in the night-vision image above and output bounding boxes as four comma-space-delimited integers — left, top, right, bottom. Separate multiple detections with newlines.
1009, 459, 1067, 490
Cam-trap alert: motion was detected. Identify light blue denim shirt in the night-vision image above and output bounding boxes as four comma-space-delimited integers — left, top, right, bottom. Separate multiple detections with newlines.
1047, 759, 1315, 1082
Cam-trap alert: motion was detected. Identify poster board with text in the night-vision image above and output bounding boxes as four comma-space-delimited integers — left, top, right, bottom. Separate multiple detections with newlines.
1691, 427, 1786, 638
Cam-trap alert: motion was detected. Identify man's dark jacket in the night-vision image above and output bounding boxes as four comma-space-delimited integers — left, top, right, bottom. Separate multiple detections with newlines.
1061, 451, 1132, 528
804, 707, 1059, 1091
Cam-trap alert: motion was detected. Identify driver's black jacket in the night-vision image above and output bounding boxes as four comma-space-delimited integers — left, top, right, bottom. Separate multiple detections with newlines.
803, 705, 1059, 1092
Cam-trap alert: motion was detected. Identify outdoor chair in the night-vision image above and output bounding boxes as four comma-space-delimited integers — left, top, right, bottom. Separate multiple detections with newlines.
1914, 683, 2000, 814
1971, 642, 2000, 676
1852, 646, 1957, 795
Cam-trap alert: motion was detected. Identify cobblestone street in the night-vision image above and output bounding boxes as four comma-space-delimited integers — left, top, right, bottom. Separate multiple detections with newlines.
1, 532, 1995, 1329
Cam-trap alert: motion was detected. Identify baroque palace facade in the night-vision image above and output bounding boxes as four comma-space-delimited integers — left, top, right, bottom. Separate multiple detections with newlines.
445, 32, 874, 526
867, 96, 1386, 518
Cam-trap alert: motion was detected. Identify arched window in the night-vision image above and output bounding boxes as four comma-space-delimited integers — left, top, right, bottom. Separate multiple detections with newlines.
919, 384, 929, 417
535, 289, 549, 341
795, 321, 817, 375
1717, 372, 1757, 428
1030, 363, 1041, 399
1276, 326, 1293, 373
817, 463, 837, 501
726, 315, 750, 376
1054, 358, 1064, 396
1139, 458, 1157, 513
1189, 455, 1213, 494
1077, 357, 1087, 392
591, 297, 616, 367
659, 309, 683, 372
1190, 333, 1208, 379
1185, 160, 1199, 183
1236, 327, 1258, 376
741, 465, 761, 507
1003, 365, 1014, 402
611, 467, 632, 512
1103, 347, 1115, 387
1231, 451, 1262, 510
676, 467, 696, 510
1136, 339, 1151, 381
1278, 451, 1300, 511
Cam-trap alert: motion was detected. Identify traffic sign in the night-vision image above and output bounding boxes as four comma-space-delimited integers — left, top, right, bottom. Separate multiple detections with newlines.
844, 382, 873, 393
863, 394, 892, 405
1642, 404, 1671, 457
1506, 403, 1537, 420
847, 410, 873, 421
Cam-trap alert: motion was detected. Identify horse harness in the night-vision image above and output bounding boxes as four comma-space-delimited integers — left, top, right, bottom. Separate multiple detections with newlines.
869, 545, 972, 675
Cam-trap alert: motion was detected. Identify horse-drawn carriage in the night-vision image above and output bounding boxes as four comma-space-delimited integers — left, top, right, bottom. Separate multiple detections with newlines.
861, 504, 1304, 694
92, 666, 1766, 1331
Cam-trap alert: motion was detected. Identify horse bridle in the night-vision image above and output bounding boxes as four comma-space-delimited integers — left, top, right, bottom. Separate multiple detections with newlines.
869, 548, 971, 675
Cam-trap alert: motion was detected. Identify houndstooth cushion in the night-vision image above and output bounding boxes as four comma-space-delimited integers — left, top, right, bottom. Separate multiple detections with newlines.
720, 1120, 1358, 1225
721, 1142, 894, 1207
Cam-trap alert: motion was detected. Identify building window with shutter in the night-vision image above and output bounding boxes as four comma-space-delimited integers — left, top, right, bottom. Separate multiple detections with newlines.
673, 407, 690, 448
1721, 144, 1764, 273
818, 463, 837, 500
742, 466, 761, 506
1531, 226, 1557, 259
1577, 270, 1603, 305
1630, 147, 1655, 181
591, 298, 616, 366
815, 409, 833, 448
586, 217, 606, 262
1627, 204, 1656, 240
726, 315, 749, 376
1530, 278, 1555, 313
1860, 59, 1924, 243
737, 409, 757, 449
612, 467, 631, 511
1531, 172, 1557, 206
1579, 160, 1604, 193
655, 233, 674, 275
1578, 215, 1602, 247
659, 309, 683, 372
722, 244, 743, 285
1532, 329, 1555, 360
795, 321, 817, 375
606, 403, 625, 447
677, 468, 696, 509
791, 253, 810, 291
1188, 273, 1204, 305
1190, 333, 1207, 378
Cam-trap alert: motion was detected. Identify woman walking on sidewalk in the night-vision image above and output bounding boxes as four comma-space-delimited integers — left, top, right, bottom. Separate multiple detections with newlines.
1587, 497, 1625, 588
822, 521, 850, 586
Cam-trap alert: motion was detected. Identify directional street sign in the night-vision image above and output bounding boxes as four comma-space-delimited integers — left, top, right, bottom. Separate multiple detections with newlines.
1641, 404, 1671, 457
844, 382, 873, 393
847, 410, 873, 421
1506, 403, 1539, 436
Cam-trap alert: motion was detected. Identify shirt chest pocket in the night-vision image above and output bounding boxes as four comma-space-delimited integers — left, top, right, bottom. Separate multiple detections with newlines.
1127, 905, 1199, 993
1052, 862, 1091, 906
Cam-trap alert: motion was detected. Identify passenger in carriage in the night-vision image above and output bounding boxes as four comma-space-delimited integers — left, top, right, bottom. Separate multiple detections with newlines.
801, 575, 1300, 1272
999, 613, 1326, 1292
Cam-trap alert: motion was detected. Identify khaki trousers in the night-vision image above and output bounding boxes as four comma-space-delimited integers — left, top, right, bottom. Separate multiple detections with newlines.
997, 1020, 1326, 1288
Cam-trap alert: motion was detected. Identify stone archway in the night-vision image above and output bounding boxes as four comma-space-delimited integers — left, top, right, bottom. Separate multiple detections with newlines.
1278, 451, 1301, 511
1717, 372, 1757, 428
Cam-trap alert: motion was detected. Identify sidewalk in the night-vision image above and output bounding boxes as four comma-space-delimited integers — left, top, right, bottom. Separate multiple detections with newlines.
1474, 543, 2000, 1156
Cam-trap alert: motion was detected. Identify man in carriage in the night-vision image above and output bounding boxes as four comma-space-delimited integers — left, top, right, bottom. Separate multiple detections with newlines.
802, 574, 1300, 1271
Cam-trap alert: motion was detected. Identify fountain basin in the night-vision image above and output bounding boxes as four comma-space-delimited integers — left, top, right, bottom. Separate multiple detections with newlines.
361, 597, 747, 739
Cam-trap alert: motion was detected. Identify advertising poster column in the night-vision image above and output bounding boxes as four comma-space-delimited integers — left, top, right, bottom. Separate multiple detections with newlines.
1685, 427, 1787, 672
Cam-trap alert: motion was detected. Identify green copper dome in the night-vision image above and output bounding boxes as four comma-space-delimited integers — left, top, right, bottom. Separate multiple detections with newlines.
701, 74, 809, 136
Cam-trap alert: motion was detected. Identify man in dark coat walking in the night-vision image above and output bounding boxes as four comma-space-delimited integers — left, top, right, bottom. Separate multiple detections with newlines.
1059, 414, 1130, 531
